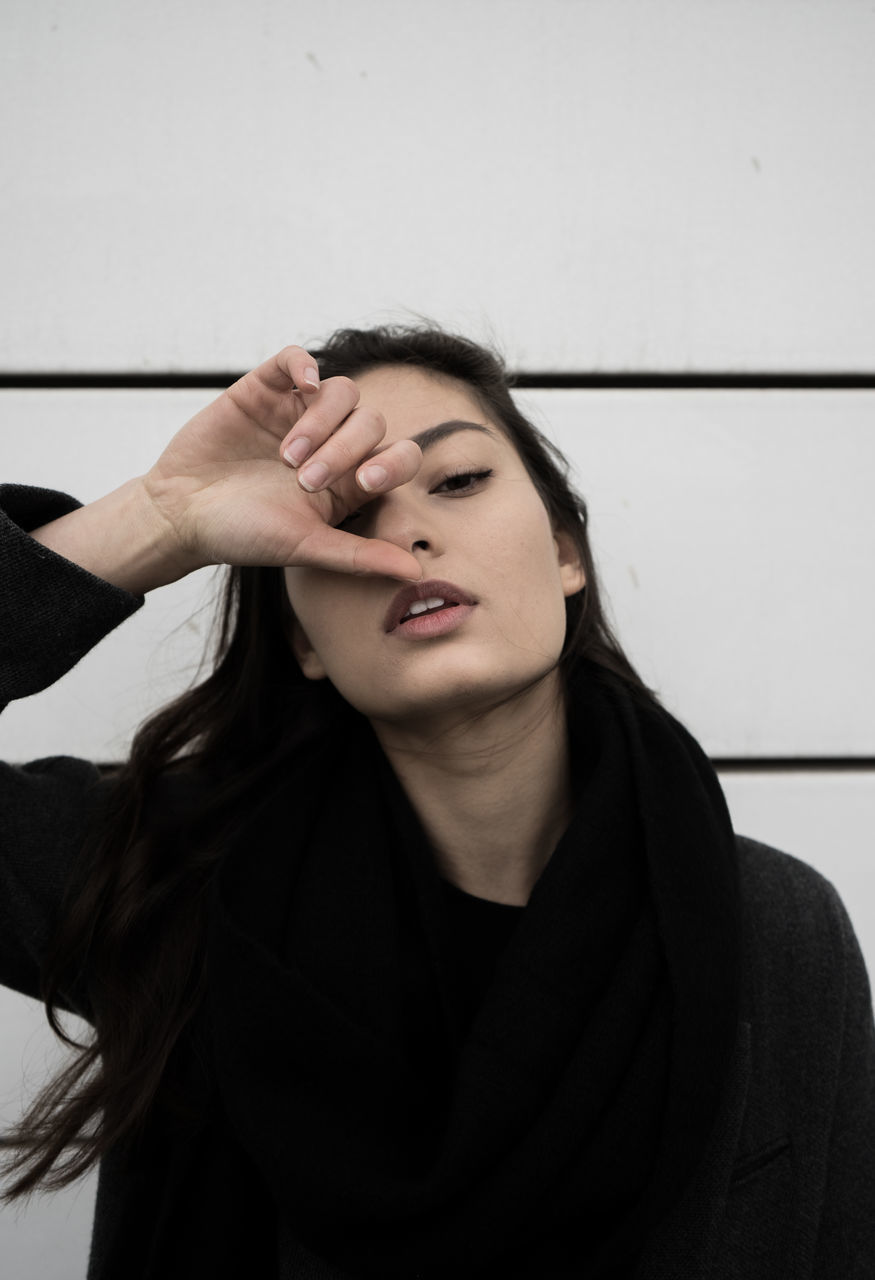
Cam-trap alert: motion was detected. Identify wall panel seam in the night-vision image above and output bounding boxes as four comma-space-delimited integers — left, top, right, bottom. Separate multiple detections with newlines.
4, 374, 875, 391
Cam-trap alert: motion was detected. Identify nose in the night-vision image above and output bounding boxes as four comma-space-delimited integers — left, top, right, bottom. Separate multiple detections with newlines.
368, 488, 435, 556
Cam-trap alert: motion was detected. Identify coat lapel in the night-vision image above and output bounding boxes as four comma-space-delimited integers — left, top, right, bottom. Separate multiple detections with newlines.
635, 1021, 752, 1278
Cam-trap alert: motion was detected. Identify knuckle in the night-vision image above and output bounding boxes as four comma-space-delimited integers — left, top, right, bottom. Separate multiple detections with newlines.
279, 343, 306, 364
352, 407, 387, 444
302, 405, 342, 440
391, 438, 422, 474
327, 374, 359, 401
325, 435, 357, 468
350, 538, 368, 576
303, 378, 360, 434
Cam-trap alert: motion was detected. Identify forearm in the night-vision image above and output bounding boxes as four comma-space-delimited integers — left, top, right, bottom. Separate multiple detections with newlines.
28, 476, 200, 596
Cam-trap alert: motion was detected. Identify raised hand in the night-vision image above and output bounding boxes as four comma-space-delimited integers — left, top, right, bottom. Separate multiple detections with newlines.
141, 345, 424, 582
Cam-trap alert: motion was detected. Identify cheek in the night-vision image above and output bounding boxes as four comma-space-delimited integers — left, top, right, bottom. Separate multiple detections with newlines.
496, 493, 559, 577
283, 569, 345, 655
284, 568, 382, 687
480, 496, 568, 637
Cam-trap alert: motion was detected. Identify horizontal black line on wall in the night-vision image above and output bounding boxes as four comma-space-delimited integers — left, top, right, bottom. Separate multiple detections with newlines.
84, 758, 875, 774
2, 372, 875, 391
713, 758, 875, 772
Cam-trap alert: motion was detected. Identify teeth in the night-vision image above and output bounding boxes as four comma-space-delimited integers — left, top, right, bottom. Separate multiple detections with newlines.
406, 596, 446, 618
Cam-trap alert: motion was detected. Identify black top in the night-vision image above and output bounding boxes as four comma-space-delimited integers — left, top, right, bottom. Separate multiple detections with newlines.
439, 877, 525, 1038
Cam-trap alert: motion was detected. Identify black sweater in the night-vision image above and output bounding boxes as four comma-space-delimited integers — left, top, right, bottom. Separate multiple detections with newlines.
2, 485, 874, 1278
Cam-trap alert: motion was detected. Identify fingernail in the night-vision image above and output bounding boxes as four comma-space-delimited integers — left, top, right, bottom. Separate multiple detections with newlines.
283, 436, 312, 467
303, 366, 320, 390
357, 464, 388, 492
298, 461, 329, 492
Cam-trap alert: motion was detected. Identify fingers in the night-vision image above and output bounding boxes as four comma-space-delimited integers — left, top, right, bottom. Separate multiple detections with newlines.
294, 526, 423, 582
288, 401, 384, 490
226, 346, 327, 442
279, 376, 362, 471
281, 395, 423, 502
347, 437, 423, 501
300, 436, 422, 514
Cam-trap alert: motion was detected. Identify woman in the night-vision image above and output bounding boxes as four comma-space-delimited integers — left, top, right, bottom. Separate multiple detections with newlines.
1, 325, 873, 1279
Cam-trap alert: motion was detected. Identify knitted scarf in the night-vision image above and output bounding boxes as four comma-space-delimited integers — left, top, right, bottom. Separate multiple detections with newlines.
112, 663, 741, 1279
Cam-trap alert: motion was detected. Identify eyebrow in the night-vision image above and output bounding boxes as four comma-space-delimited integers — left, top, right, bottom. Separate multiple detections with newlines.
409, 420, 500, 454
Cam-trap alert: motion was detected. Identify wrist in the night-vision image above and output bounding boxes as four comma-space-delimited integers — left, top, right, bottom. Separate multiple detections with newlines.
29, 477, 204, 595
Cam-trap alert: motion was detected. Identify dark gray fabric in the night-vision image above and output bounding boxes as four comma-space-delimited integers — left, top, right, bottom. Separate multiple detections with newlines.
0, 484, 144, 704
1, 484, 874, 1278
0, 485, 143, 1012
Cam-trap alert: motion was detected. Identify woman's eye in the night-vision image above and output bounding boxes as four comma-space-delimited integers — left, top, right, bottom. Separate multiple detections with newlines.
338, 469, 492, 531
432, 468, 493, 495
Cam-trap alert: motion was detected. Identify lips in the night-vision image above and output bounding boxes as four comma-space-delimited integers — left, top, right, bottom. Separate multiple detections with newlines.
384, 579, 477, 633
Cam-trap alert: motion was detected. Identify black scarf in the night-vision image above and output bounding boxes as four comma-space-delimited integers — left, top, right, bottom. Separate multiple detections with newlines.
120, 662, 741, 1280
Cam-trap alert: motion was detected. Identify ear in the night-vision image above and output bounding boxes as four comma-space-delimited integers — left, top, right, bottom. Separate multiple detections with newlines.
287, 614, 329, 681
553, 528, 587, 599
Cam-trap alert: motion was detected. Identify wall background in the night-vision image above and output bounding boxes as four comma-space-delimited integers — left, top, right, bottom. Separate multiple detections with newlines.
2, 2, 874, 1275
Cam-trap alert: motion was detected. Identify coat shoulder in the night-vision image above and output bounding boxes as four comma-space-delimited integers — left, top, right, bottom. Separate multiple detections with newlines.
734, 833, 853, 961
732, 833, 872, 1066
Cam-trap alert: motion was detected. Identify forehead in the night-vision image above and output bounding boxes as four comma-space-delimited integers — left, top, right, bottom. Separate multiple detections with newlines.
353, 364, 502, 449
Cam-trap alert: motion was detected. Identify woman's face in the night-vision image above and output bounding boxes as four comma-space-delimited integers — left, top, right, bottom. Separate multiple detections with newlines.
283, 365, 586, 727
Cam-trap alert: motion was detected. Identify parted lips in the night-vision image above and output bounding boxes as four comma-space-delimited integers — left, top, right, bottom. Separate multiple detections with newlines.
383, 579, 477, 633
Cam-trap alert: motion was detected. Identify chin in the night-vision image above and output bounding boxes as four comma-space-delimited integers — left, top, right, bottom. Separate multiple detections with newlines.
345, 652, 564, 728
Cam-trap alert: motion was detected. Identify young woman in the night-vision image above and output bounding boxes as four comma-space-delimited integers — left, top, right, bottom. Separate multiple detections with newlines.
1, 326, 873, 1279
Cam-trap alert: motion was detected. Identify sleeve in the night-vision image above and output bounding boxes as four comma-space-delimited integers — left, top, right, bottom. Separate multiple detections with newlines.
0, 484, 145, 1003
812, 882, 875, 1275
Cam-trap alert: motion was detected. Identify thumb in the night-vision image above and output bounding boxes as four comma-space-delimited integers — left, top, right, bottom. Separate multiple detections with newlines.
292, 526, 424, 581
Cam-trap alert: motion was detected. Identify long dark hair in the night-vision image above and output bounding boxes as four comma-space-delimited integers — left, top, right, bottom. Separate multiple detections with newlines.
2, 322, 659, 1199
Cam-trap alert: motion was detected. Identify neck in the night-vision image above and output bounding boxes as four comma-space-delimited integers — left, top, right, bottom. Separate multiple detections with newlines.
370, 671, 573, 906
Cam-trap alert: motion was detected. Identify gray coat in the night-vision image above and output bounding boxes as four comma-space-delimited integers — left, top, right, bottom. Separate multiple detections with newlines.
2, 485, 874, 1278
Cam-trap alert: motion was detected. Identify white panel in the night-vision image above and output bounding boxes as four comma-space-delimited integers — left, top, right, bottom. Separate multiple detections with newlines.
0, 990, 96, 1280
2, 0, 875, 372
516, 388, 875, 757
4, 387, 873, 760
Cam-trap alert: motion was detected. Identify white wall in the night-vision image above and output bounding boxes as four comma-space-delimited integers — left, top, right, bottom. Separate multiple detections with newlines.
3, 0, 875, 374
2, 2, 874, 1276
